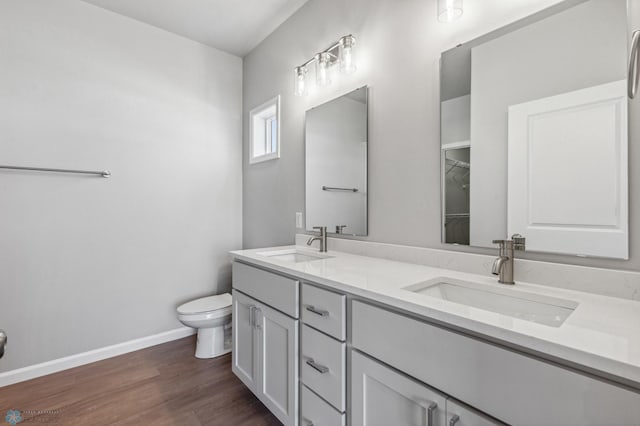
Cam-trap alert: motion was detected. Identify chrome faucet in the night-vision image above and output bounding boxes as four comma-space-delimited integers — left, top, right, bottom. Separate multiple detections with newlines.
492, 234, 526, 284
307, 226, 328, 252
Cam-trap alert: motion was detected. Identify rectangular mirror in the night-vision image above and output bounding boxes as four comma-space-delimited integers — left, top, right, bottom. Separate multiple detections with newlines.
306, 86, 368, 236
440, 0, 629, 259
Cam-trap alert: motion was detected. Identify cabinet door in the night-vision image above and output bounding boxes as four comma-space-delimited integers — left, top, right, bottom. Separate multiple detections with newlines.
232, 290, 259, 391
351, 350, 446, 426
255, 302, 299, 426
446, 399, 504, 426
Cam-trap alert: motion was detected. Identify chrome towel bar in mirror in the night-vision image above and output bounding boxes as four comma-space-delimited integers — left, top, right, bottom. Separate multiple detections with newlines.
0, 165, 111, 178
322, 186, 359, 192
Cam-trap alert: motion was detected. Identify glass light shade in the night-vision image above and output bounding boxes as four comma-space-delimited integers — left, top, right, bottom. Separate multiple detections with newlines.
438, 0, 463, 23
315, 52, 332, 87
294, 66, 307, 96
339, 35, 357, 74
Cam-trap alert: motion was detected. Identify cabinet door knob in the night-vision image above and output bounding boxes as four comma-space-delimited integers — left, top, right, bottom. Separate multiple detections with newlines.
449, 414, 460, 426
427, 402, 438, 426
305, 358, 329, 374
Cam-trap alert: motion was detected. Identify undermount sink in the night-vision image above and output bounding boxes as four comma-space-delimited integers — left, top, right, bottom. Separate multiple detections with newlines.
404, 278, 578, 327
257, 248, 333, 263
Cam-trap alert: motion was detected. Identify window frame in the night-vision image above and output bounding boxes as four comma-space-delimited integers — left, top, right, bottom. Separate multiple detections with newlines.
249, 95, 281, 164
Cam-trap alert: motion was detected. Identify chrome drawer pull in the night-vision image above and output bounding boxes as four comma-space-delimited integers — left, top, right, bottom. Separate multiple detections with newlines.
427, 402, 438, 426
305, 305, 330, 317
254, 308, 262, 330
449, 415, 460, 426
248, 305, 256, 327
306, 358, 330, 374
629, 30, 640, 99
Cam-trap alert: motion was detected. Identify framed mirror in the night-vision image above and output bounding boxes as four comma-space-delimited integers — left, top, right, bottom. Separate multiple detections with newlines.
440, 0, 629, 259
305, 86, 368, 236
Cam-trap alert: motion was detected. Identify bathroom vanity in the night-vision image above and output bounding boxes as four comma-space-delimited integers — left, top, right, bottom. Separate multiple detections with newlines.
230, 246, 640, 426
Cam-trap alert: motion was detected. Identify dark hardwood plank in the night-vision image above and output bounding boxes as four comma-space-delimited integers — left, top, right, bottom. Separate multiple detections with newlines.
0, 336, 280, 425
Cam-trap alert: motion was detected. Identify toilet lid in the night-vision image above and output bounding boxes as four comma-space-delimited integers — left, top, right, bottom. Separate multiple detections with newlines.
177, 293, 232, 315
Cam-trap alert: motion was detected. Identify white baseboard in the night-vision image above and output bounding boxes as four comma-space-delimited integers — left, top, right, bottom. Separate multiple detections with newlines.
0, 327, 196, 388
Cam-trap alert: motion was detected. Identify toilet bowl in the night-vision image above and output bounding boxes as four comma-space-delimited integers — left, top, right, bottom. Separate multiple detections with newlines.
177, 293, 232, 359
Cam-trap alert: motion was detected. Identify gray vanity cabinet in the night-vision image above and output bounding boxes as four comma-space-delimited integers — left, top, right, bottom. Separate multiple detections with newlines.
232, 262, 300, 426
232, 290, 299, 426
351, 300, 640, 426
232, 259, 640, 426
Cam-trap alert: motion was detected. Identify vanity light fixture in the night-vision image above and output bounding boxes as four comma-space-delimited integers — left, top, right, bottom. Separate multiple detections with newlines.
294, 66, 308, 96
438, 0, 463, 23
339, 35, 357, 74
315, 52, 332, 87
293, 34, 356, 96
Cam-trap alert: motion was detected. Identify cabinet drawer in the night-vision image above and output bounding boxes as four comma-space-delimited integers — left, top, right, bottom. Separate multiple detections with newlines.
301, 324, 346, 412
301, 385, 345, 426
301, 283, 346, 340
352, 301, 640, 426
232, 261, 299, 318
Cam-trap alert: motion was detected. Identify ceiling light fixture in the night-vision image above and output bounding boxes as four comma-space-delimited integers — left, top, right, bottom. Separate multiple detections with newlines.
438, 0, 463, 23
293, 34, 357, 96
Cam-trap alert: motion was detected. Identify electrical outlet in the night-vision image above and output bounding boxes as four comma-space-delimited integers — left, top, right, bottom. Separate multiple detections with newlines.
295, 212, 303, 229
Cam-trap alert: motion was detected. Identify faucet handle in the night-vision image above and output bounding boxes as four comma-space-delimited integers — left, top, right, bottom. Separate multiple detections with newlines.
312, 226, 327, 234
511, 234, 526, 251
492, 239, 506, 245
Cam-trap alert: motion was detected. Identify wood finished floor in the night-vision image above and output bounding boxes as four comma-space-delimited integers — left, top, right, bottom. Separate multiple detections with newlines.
0, 336, 281, 425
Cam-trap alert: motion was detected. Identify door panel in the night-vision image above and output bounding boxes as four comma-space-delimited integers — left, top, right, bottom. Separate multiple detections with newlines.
256, 303, 299, 426
232, 290, 258, 391
508, 80, 628, 258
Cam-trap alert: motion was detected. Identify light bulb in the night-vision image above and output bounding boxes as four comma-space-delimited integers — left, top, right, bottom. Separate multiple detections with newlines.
339, 35, 356, 74
438, 0, 463, 23
315, 52, 331, 87
294, 66, 307, 96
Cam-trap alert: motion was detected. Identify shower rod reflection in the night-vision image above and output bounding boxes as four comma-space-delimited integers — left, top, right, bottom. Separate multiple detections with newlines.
0, 165, 111, 178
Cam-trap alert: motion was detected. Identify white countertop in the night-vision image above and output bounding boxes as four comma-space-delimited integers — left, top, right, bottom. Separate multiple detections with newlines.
230, 246, 640, 388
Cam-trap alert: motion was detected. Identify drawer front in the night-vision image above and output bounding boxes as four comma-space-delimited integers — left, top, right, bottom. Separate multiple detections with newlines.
232, 261, 299, 318
301, 283, 346, 340
352, 301, 640, 426
301, 324, 346, 412
301, 385, 345, 426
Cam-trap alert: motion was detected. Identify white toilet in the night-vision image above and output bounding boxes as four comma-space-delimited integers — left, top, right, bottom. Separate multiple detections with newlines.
177, 293, 232, 359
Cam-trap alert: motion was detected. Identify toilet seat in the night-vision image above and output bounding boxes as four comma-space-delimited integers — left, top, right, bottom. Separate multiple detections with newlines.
177, 293, 232, 316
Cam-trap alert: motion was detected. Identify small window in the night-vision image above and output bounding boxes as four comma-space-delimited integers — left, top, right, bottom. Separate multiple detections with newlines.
250, 96, 280, 164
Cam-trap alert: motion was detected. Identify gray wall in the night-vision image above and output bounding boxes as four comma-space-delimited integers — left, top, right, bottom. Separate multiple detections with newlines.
242, 0, 640, 272
469, 0, 627, 248
0, 0, 242, 372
